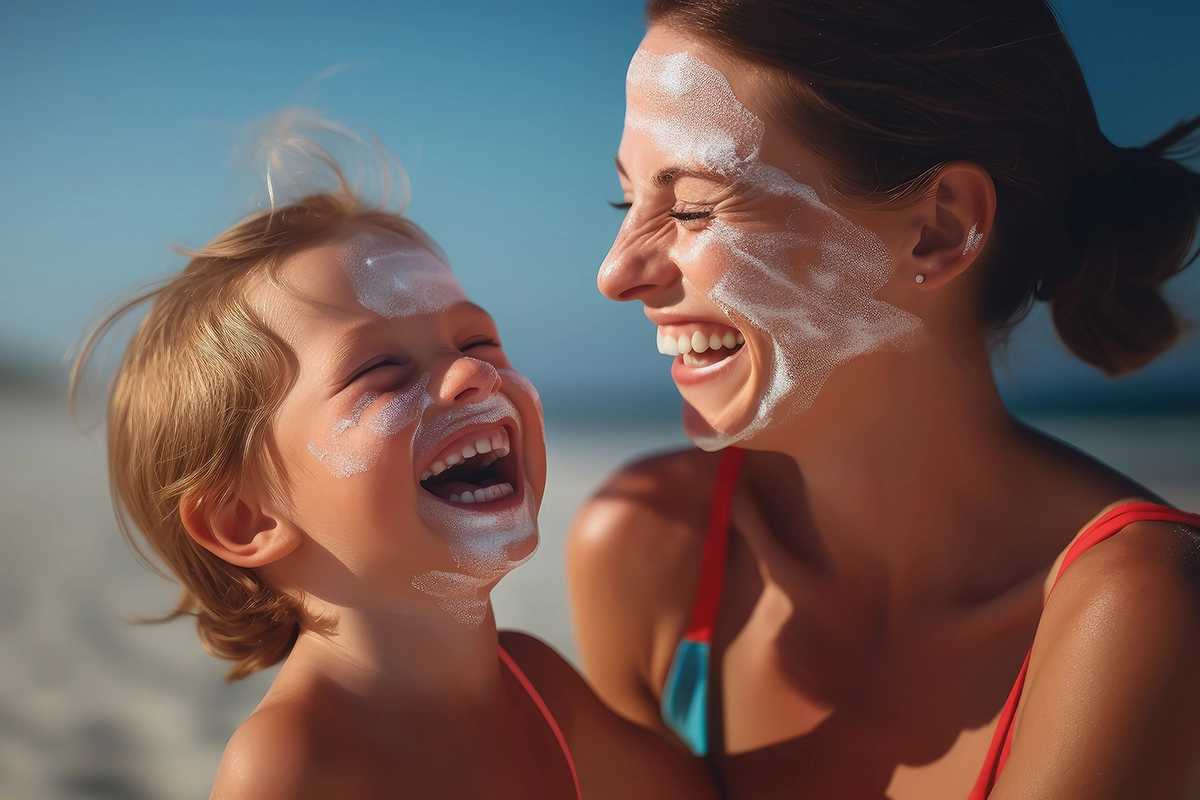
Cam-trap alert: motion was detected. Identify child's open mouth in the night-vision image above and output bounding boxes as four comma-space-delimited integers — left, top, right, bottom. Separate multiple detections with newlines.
657, 323, 745, 368
418, 424, 519, 505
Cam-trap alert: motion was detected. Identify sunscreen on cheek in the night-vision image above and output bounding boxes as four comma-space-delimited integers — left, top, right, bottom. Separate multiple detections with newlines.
308, 375, 431, 478
624, 49, 926, 450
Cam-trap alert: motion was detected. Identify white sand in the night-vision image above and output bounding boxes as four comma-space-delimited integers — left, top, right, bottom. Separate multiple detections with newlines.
1, 390, 1195, 799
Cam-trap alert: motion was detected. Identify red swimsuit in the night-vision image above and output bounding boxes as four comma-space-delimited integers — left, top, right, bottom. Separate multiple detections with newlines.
661, 447, 1200, 797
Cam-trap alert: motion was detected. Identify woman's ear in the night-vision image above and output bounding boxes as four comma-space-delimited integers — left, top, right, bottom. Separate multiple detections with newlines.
902, 161, 996, 289
181, 484, 300, 569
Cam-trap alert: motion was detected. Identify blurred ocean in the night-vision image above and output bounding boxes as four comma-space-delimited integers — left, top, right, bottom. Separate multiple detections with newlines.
1, 377, 1198, 799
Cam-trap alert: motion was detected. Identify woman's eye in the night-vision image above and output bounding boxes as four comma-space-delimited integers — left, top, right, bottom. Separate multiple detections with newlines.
669, 208, 712, 230
609, 200, 632, 211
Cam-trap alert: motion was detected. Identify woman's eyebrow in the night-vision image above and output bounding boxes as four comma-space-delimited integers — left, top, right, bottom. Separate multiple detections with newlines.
616, 157, 725, 189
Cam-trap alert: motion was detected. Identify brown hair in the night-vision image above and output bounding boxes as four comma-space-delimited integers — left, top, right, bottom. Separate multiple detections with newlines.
647, 0, 1200, 375
72, 179, 438, 680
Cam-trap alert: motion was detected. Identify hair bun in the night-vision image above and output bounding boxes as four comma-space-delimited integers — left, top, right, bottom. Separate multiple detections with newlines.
1050, 118, 1200, 376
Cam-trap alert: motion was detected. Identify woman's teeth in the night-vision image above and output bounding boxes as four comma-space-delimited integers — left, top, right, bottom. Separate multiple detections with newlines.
657, 327, 744, 358
449, 482, 516, 504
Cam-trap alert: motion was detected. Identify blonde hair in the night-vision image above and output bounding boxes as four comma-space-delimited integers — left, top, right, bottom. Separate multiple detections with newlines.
72, 121, 439, 680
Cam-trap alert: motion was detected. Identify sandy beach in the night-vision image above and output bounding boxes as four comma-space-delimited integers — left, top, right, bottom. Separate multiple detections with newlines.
1, 387, 1197, 799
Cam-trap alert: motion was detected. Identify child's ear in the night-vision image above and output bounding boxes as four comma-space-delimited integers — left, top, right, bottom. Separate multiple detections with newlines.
901, 161, 996, 289
180, 484, 300, 569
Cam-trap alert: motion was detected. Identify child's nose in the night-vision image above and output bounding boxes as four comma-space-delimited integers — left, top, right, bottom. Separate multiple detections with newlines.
436, 356, 502, 405
598, 219, 679, 302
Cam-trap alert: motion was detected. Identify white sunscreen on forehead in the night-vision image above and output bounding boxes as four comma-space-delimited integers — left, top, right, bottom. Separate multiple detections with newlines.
621, 49, 925, 450
337, 229, 466, 318
410, 392, 538, 628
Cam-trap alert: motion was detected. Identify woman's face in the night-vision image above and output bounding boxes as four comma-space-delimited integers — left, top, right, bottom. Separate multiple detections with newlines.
601, 27, 924, 451
251, 226, 547, 628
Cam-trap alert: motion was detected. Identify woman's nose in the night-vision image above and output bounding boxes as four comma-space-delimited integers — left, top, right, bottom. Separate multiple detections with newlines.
597, 215, 678, 302
435, 356, 502, 405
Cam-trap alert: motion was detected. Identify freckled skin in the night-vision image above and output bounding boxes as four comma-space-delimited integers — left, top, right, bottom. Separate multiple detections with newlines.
575, 26, 1200, 800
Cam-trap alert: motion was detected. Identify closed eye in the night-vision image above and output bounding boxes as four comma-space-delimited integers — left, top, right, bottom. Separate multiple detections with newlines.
347, 356, 404, 385
460, 336, 501, 351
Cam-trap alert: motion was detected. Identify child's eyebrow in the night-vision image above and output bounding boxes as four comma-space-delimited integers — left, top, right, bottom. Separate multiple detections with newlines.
327, 321, 382, 381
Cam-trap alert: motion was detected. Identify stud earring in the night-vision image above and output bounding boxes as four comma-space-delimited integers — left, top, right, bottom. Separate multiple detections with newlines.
915, 274, 926, 284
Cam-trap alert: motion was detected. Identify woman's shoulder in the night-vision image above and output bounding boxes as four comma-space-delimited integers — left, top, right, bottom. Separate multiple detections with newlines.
565, 447, 727, 729
1040, 507, 1200, 638
568, 446, 723, 577
1005, 509, 1200, 795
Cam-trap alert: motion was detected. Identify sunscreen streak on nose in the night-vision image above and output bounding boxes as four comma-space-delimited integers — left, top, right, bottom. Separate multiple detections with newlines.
624, 49, 925, 450
411, 391, 539, 628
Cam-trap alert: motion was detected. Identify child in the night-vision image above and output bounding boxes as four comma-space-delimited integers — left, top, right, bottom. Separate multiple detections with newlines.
74, 134, 714, 799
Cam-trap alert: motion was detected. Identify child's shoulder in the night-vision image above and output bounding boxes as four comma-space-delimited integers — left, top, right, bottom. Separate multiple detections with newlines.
210, 698, 323, 799
209, 680, 371, 799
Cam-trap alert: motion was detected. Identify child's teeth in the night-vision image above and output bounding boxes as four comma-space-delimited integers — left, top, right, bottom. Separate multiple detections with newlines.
445, 452, 463, 466
475, 438, 492, 454
447, 482, 516, 504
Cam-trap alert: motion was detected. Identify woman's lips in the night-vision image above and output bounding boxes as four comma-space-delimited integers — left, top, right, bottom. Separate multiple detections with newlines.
670, 339, 747, 388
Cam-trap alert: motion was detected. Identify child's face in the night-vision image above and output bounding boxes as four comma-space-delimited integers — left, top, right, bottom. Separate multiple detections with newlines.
249, 226, 546, 627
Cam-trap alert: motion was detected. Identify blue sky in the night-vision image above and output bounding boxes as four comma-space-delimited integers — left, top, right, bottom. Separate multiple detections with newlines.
2, 0, 1198, 416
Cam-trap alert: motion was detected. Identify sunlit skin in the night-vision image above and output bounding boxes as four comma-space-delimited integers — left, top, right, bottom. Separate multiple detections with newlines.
569, 26, 1200, 800
187, 227, 716, 800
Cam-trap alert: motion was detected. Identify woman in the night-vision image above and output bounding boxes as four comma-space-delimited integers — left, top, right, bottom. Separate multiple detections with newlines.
568, 1, 1200, 797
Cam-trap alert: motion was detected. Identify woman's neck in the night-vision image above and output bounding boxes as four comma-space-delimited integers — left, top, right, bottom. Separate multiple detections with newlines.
753, 337, 1049, 609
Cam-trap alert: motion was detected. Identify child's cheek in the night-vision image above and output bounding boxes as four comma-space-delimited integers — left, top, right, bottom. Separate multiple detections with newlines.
307, 376, 432, 479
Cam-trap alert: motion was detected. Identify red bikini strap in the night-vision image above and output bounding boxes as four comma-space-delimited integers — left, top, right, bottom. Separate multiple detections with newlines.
497, 646, 582, 800
970, 503, 1200, 799
684, 447, 746, 642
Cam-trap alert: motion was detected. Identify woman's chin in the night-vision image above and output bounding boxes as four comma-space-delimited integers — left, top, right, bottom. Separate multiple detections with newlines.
681, 399, 758, 451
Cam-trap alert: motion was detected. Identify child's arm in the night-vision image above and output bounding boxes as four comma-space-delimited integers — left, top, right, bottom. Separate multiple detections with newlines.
499, 630, 717, 800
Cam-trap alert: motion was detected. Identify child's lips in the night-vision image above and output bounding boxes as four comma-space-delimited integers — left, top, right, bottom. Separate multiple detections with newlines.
417, 422, 523, 509
419, 424, 511, 481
